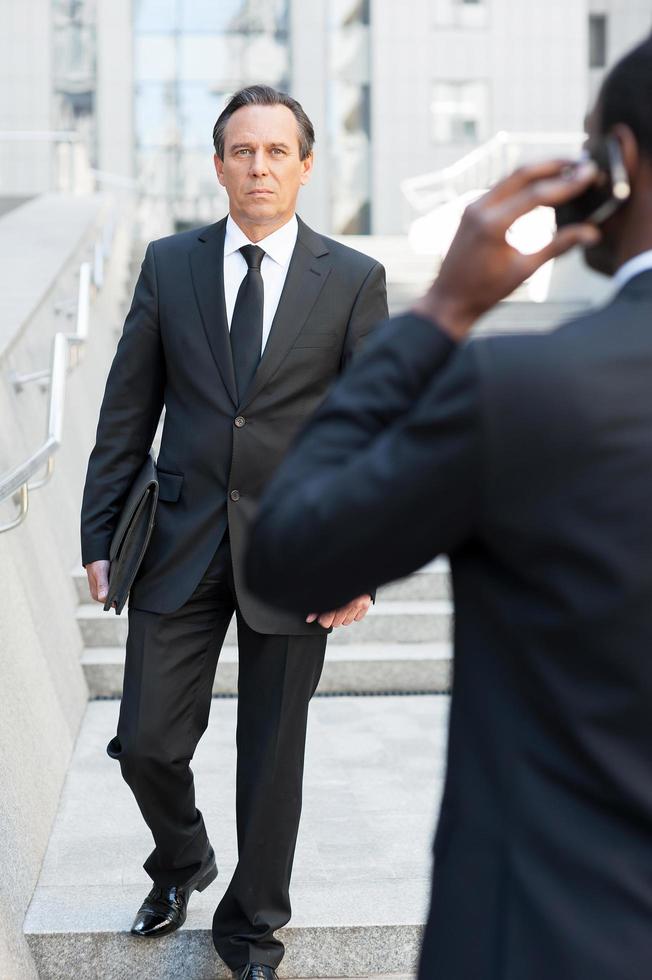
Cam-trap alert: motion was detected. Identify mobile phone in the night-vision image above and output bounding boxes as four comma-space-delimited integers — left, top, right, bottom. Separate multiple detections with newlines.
555, 136, 630, 228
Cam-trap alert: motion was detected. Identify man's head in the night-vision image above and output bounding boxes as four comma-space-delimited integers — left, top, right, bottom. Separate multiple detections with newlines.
584, 35, 652, 275
213, 85, 314, 240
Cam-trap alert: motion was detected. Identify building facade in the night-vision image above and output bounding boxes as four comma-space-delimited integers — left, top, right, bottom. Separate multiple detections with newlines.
1, 1, 650, 233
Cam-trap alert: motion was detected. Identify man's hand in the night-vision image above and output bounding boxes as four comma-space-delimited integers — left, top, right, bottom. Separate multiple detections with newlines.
413, 159, 602, 341
306, 594, 372, 629
86, 559, 110, 604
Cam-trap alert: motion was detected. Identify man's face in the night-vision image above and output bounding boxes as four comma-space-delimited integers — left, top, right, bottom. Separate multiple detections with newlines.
214, 104, 312, 232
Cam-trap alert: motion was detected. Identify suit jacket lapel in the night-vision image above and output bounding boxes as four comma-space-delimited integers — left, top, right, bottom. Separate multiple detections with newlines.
189, 218, 238, 406
239, 217, 331, 411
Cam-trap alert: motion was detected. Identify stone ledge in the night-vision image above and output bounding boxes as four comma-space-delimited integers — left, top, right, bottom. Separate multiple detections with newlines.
0, 192, 105, 359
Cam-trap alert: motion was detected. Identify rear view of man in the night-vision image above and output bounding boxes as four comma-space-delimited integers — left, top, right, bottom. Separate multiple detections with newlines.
81, 86, 386, 979
248, 39, 652, 980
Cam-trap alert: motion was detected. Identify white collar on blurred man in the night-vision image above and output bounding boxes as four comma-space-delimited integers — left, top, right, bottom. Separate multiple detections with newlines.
613, 249, 652, 290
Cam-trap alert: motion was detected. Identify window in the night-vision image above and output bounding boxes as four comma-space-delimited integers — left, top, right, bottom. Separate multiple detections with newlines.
433, 0, 487, 27
589, 14, 608, 69
431, 81, 488, 144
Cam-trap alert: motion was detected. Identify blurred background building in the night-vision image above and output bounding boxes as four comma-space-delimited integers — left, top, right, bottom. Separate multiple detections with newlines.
2, 0, 651, 236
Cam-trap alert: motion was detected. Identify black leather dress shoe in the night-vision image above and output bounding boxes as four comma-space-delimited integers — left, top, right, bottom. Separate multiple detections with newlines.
130, 850, 217, 938
232, 966, 278, 980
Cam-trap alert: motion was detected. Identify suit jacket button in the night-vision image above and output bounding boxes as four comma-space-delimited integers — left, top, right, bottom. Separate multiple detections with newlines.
234, 416, 246, 428
230, 489, 240, 502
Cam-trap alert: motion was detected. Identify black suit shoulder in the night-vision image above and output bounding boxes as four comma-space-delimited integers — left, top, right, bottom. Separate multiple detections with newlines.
319, 233, 382, 272
471, 295, 622, 392
147, 220, 223, 258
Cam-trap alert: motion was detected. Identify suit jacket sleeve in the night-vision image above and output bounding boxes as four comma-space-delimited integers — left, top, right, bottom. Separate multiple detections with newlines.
80, 243, 165, 565
340, 259, 388, 601
246, 312, 483, 612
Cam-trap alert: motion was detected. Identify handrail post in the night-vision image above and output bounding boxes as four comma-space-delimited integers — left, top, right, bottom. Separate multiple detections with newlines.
0, 483, 28, 534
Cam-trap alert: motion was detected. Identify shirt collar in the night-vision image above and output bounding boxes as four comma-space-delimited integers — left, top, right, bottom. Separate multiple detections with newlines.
224, 214, 298, 268
613, 249, 652, 291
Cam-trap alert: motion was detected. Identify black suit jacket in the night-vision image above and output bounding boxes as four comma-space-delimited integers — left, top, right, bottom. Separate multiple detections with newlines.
81, 215, 387, 632
248, 270, 652, 979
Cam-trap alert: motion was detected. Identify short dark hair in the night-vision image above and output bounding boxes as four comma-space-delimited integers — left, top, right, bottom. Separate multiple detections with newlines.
600, 35, 652, 157
213, 85, 315, 160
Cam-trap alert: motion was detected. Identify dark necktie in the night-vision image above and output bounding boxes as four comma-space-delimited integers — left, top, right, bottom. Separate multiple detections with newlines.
230, 244, 265, 402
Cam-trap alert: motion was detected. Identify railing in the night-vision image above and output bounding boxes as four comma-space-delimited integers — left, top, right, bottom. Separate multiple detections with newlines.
0, 125, 136, 533
401, 131, 586, 214
0, 210, 116, 533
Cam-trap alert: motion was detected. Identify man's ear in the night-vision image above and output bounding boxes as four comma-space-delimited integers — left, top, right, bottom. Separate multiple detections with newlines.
214, 153, 226, 187
611, 123, 639, 184
300, 153, 314, 186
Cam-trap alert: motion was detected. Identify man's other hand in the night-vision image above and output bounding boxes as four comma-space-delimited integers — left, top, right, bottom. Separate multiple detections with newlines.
86, 559, 111, 604
414, 158, 602, 341
306, 594, 372, 629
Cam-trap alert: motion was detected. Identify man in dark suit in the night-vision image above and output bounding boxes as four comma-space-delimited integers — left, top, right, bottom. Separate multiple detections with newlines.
81, 85, 387, 979
247, 39, 652, 980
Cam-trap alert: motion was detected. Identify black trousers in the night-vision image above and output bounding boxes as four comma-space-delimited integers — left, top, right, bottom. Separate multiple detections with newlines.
107, 534, 327, 969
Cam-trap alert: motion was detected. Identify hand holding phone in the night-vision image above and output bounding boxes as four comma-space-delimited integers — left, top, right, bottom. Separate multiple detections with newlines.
555, 136, 630, 228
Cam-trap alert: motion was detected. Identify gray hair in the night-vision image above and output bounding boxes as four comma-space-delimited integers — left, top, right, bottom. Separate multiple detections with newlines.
213, 85, 315, 160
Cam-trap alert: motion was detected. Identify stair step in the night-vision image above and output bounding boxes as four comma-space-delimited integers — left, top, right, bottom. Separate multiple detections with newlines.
76, 599, 453, 649
73, 560, 450, 604
81, 643, 452, 697
24, 696, 449, 978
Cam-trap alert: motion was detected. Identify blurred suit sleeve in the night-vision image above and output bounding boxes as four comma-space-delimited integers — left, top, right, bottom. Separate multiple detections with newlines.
341, 260, 388, 603
80, 243, 165, 566
246, 313, 483, 613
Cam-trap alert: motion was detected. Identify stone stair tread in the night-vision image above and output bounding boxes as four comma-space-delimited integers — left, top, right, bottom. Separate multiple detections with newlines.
81, 642, 452, 665
81, 644, 453, 698
76, 599, 452, 620
24, 697, 449, 978
72, 559, 451, 603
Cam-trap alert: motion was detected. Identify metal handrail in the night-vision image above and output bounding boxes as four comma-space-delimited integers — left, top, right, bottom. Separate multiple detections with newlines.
401, 130, 586, 213
0, 260, 92, 533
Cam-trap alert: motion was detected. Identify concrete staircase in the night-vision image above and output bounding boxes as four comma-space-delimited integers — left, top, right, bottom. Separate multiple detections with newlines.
23, 561, 453, 979
74, 560, 453, 698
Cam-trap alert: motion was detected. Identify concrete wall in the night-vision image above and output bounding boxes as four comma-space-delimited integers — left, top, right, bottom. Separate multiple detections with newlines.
97, 0, 135, 182
371, 0, 589, 233
0, 0, 52, 197
0, 193, 134, 980
290, 0, 331, 233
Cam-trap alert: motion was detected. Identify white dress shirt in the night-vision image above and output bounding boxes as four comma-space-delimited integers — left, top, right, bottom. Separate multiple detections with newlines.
613, 249, 652, 291
223, 214, 298, 354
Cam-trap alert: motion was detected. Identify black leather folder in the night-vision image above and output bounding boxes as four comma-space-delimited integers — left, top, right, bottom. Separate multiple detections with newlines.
104, 452, 159, 615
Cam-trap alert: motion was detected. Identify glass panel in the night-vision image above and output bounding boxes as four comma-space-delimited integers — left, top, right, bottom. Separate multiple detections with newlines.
179, 82, 228, 148
241, 34, 289, 83
179, 35, 242, 84
134, 35, 177, 81
134, 0, 177, 33
135, 82, 179, 147
178, 34, 288, 86
180, 0, 288, 34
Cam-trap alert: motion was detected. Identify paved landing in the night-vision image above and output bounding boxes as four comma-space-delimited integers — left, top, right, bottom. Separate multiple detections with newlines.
25, 695, 450, 979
